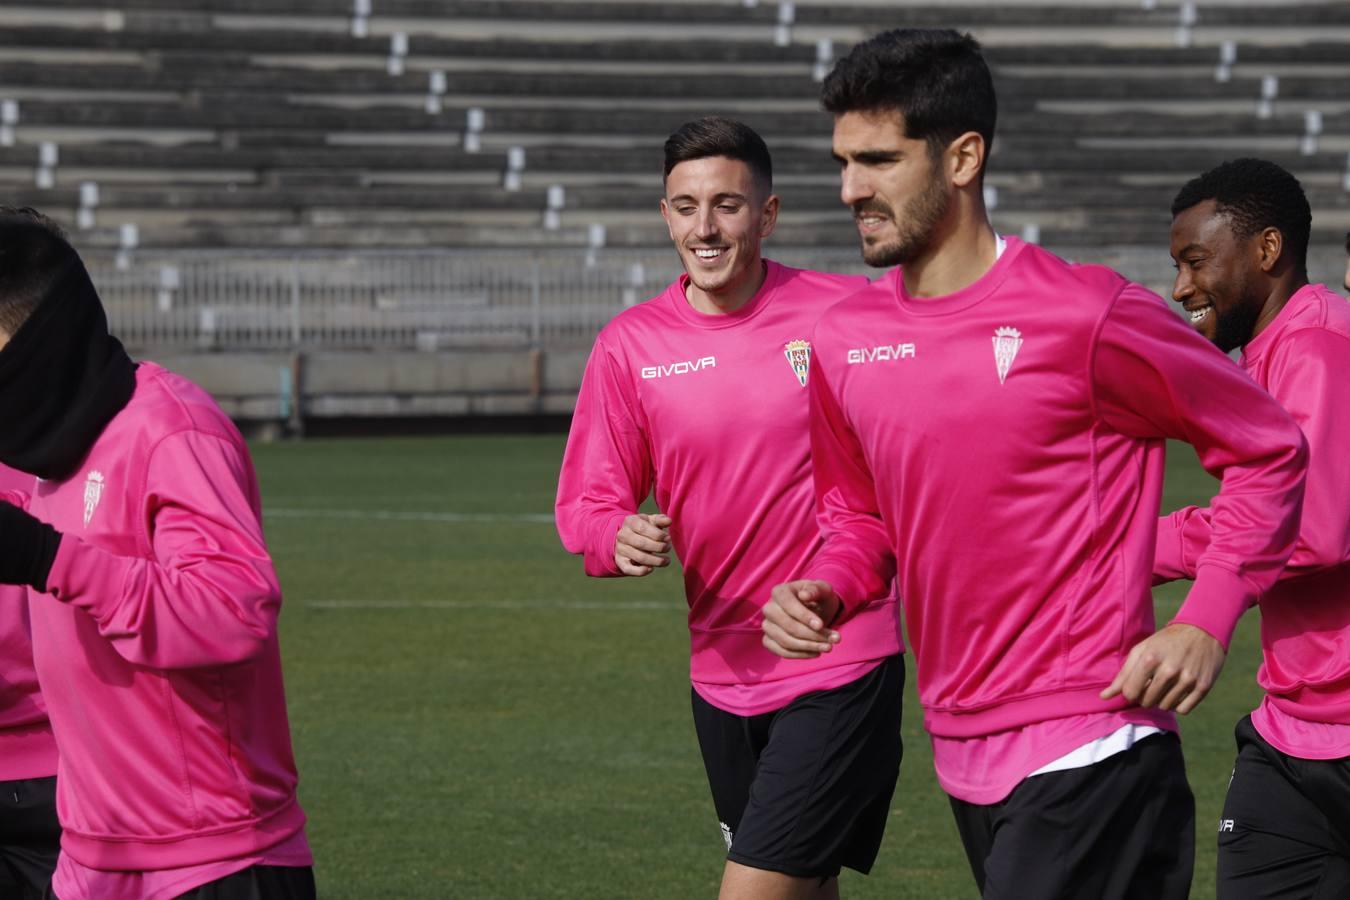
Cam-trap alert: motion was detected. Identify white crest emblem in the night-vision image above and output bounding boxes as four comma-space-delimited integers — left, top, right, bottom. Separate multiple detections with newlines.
83, 471, 105, 527
783, 339, 811, 387
992, 327, 1023, 384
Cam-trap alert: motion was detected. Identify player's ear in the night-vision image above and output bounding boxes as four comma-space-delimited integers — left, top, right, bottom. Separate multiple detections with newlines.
659, 197, 676, 241
948, 131, 986, 189
1256, 226, 1283, 274
759, 193, 780, 239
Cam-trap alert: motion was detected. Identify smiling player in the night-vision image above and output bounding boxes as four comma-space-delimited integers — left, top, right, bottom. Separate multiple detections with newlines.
556, 117, 902, 900
1160, 158, 1350, 899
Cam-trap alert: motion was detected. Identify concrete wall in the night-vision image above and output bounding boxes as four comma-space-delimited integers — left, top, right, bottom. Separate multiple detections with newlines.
151, 349, 587, 429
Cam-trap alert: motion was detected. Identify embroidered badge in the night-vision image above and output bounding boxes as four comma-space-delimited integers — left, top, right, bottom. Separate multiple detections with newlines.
784, 339, 811, 387
992, 327, 1023, 384
83, 471, 104, 527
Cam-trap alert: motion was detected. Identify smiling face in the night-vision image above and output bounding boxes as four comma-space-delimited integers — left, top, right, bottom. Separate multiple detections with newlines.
832, 110, 951, 269
660, 155, 778, 311
1170, 199, 1269, 352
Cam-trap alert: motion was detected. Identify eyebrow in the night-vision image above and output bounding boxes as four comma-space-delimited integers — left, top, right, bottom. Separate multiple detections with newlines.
667, 192, 751, 204
831, 149, 904, 165
1174, 243, 1206, 258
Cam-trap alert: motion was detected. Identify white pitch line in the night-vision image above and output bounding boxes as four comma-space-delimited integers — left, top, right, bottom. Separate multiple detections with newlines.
265, 508, 554, 524
306, 599, 682, 611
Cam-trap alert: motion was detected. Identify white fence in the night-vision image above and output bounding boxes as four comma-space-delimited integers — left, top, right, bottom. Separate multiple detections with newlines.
90, 249, 871, 351
87, 244, 1207, 351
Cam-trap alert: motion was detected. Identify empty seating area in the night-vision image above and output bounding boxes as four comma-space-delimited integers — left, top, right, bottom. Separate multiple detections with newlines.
0, 0, 1347, 350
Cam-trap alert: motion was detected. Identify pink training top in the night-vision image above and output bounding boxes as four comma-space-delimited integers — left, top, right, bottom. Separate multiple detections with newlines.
931, 709, 1175, 805
0, 363, 309, 872
803, 238, 1305, 771
1156, 283, 1350, 759
0, 463, 58, 782
556, 260, 903, 716
52, 828, 313, 900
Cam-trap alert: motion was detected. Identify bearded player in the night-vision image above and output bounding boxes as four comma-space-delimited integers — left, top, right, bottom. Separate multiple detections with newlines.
761, 30, 1307, 899
557, 117, 902, 900
1160, 158, 1350, 899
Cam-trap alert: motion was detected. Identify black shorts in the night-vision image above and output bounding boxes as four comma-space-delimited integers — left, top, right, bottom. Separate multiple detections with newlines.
690, 654, 903, 879
0, 775, 59, 899
949, 731, 1194, 900
1217, 715, 1350, 899
47, 865, 318, 900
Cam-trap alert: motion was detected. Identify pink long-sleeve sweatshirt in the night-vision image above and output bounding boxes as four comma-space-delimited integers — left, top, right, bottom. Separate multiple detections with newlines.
556, 260, 902, 716
0, 463, 57, 782
1, 363, 308, 875
804, 238, 1306, 756
1156, 283, 1350, 758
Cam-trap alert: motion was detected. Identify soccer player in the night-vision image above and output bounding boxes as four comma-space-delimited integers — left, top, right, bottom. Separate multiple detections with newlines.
1158, 159, 1350, 899
556, 117, 903, 900
0, 209, 314, 900
0, 461, 59, 899
760, 30, 1308, 899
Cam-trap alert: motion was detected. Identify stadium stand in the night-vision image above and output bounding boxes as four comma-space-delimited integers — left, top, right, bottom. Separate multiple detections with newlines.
0, 1, 1346, 421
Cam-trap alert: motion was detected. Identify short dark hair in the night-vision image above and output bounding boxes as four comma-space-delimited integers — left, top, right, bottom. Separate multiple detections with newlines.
821, 29, 997, 166
0, 207, 79, 336
662, 116, 772, 196
1171, 158, 1312, 271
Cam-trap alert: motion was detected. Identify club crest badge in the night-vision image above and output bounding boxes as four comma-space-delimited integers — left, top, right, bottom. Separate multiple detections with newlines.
784, 339, 811, 387
83, 471, 104, 527
992, 327, 1023, 384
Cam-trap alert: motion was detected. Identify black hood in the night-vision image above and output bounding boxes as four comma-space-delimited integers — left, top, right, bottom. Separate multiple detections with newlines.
0, 259, 136, 480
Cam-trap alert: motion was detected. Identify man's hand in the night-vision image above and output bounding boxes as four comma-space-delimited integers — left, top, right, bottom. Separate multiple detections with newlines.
761, 580, 842, 659
1100, 622, 1227, 714
613, 513, 673, 576
0, 502, 62, 592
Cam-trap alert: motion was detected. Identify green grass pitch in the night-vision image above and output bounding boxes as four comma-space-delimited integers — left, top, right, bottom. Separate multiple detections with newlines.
254, 434, 1251, 898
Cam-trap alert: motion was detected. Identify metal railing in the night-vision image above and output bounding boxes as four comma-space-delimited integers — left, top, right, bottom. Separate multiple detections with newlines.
89, 248, 872, 351
87, 244, 1205, 352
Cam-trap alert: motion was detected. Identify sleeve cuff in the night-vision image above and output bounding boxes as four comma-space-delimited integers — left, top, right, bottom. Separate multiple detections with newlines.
583, 511, 630, 578
1153, 510, 1190, 584
804, 561, 869, 620
1169, 563, 1257, 649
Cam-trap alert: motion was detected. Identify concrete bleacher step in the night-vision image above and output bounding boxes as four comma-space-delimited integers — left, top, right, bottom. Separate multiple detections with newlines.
18, 0, 1350, 29
7, 21, 1349, 72
9, 57, 1350, 108
0, 0, 1345, 264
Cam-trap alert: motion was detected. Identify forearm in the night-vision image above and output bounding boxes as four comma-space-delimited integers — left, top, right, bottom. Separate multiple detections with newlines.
46, 535, 281, 669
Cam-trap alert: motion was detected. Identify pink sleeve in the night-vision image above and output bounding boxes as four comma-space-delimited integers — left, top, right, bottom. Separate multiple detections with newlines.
1265, 329, 1350, 574
0, 490, 28, 510
555, 334, 654, 578
1153, 505, 1211, 583
1155, 328, 1350, 582
801, 356, 896, 619
45, 431, 282, 669
1092, 285, 1307, 647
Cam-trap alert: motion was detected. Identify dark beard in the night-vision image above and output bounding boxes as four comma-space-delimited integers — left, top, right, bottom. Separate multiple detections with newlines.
860, 163, 951, 268
1212, 300, 1262, 353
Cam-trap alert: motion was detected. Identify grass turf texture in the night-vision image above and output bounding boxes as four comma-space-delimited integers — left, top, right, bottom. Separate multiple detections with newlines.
255, 435, 1248, 898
